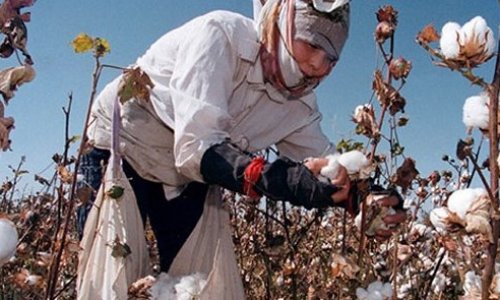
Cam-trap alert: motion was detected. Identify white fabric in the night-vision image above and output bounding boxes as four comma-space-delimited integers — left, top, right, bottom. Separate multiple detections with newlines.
277, 1, 305, 88
87, 10, 335, 186
76, 158, 151, 300
168, 187, 245, 299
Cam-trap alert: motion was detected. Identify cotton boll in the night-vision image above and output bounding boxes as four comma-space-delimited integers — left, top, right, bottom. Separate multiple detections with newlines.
440, 22, 461, 58
356, 287, 369, 299
0, 218, 18, 267
175, 273, 207, 300
463, 16, 496, 56
367, 291, 383, 300
492, 273, 500, 295
338, 150, 369, 175
484, 26, 496, 57
463, 271, 482, 297
320, 154, 341, 179
381, 283, 392, 297
461, 16, 486, 41
447, 188, 486, 220
432, 272, 447, 294
150, 273, 176, 300
367, 280, 383, 293
429, 207, 450, 232
463, 93, 489, 131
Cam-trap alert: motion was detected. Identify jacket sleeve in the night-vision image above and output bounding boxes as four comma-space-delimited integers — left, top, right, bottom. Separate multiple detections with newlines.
200, 141, 340, 209
168, 16, 239, 182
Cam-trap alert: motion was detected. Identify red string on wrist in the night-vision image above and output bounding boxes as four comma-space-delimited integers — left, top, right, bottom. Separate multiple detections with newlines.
243, 156, 265, 198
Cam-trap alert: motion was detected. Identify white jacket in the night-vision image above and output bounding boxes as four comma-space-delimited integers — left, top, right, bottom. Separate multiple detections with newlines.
87, 10, 335, 190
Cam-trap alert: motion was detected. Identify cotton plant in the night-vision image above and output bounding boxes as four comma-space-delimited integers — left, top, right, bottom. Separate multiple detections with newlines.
0, 217, 18, 267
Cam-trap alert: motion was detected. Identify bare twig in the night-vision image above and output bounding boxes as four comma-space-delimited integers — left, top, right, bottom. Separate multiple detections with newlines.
45, 56, 104, 300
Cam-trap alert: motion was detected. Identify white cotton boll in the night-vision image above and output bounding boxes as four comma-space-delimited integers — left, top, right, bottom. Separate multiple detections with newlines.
381, 283, 392, 297
320, 154, 341, 179
429, 207, 450, 232
463, 93, 489, 130
447, 188, 486, 220
150, 273, 208, 300
356, 287, 369, 300
175, 273, 207, 300
463, 271, 482, 295
367, 291, 383, 300
493, 273, 500, 294
461, 16, 488, 44
150, 273, 176, 300
485, 27, 496, 56
440, 22, 461, 59
367, 281, 383, 293
432, 272, 447, 294
338, 150, 369, 175
463, 16, 496, 56
412, 223, 430, 238
0, 218, 18, 267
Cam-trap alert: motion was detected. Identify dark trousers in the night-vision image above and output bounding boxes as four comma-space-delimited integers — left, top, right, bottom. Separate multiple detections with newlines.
78, 148, 208, 272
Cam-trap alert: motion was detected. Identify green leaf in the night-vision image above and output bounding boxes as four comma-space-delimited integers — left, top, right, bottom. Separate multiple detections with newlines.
111, 241, 132, 258
106, 185, 124, 199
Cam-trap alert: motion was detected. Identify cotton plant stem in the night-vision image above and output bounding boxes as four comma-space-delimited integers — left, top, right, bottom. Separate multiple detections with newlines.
360, 36, 394, 266
45, 57, 103, 300
423, 249, 446, 299
482, 27, 500, 300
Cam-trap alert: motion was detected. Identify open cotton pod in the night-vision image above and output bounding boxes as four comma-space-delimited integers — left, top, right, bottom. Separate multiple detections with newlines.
354, 189, 398, 236
0, 217, 18, 267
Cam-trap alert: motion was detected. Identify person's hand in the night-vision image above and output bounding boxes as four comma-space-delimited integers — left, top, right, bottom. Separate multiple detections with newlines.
304, 157, 351, 204
303, 157, 328, 176
329, 165, 351, 204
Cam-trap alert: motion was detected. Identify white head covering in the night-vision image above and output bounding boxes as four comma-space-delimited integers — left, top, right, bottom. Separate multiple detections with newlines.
256, 0, 350, 96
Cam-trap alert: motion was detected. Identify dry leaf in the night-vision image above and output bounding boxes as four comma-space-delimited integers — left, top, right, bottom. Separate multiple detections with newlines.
128, 275, 156, 299
376, 5, 398, 25
57, 165, 73, 184
392, 157, 419, 192
0, 64, 35, 102
330, 253, 359, 279
464, 194, 492, 242
417, 24, 440, 43
389, 57, 412, 80
93, 37, 111, 57
0, 116, 14, 151
110, 235, 132, 258
118, 67, 154, 104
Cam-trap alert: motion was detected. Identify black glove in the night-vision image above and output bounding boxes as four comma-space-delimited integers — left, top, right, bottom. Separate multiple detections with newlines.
200, 141, 340, 209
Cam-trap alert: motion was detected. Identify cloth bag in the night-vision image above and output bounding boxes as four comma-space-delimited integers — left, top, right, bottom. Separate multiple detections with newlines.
76, 158, 151, 300
168, 187, 246, 299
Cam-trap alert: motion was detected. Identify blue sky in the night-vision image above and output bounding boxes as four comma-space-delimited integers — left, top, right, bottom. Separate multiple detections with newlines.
0, 0, 498, 193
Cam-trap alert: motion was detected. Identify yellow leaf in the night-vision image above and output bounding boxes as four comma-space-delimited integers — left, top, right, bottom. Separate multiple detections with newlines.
94, 37, 111, 57
71, 33, 94, 53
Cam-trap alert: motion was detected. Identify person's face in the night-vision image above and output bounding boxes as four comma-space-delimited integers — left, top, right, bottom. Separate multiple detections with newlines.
291, 39, 336, 80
